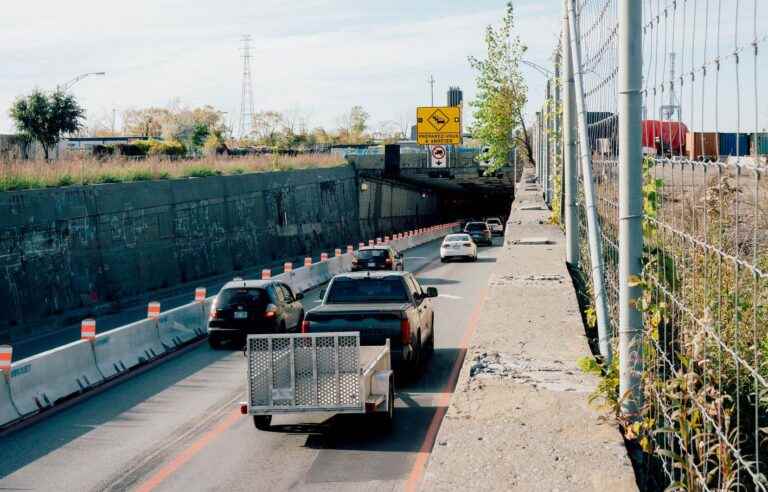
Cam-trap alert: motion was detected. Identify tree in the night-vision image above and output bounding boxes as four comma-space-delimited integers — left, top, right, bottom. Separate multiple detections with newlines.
122, 107, 168, 137
9, 89, 85, 159
468, 2, 533, 172
336, 106, 370, 144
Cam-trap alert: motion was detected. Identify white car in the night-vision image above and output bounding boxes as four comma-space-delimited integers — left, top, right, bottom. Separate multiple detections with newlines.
485, 217, 504, 236
440, 234, 478, 262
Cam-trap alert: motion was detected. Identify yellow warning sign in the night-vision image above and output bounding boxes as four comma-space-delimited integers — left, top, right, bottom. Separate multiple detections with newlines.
416, 106, 462, 145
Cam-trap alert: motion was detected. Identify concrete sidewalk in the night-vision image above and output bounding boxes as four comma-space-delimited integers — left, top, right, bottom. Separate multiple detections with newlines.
421, 168, 636, 491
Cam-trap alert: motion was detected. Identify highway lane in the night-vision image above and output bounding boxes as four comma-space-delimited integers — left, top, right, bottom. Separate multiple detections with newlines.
0, 236, 504, 492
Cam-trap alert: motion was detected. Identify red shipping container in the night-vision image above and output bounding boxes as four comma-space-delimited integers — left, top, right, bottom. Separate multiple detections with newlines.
641, 120, 689, 154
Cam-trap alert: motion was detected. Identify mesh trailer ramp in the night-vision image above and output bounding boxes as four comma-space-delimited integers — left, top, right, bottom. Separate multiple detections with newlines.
242, 332, 394, 430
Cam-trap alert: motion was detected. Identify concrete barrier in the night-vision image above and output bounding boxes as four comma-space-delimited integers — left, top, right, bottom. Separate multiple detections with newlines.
9, 340, 103, 417
0, 376, 21, 427
157, 301, 209, 349
93, 318, 167, 379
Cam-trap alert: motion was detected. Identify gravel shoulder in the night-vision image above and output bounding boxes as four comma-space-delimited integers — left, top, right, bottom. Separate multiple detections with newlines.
420, 169, 637, 491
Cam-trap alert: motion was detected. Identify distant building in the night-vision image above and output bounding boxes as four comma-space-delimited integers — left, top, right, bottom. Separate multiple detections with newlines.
64, 136, 151, 151
447, 87, 463, 107
410, 124, 418, 140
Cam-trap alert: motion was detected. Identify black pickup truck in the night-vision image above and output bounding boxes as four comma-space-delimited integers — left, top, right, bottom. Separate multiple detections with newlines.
302, 271, 437, 371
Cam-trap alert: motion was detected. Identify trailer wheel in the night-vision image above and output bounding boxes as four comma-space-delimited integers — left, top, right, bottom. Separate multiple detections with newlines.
253, 415, 272, 430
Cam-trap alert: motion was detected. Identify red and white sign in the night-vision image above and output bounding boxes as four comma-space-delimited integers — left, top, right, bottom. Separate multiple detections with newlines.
430, 145, 448, 168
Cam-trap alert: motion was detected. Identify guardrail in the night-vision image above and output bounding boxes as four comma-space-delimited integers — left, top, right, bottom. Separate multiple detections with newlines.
0, 222, 460, 429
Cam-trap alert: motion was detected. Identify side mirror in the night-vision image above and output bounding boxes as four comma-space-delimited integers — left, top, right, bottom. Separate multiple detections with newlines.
426, 287, 438, 298
295, 292, 304, 300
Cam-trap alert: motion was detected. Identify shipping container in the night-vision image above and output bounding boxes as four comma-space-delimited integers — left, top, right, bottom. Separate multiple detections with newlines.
686, 132, 719, 161
641, 120, 688, 154
752, 133, 768, 155
718, 132, 750, 157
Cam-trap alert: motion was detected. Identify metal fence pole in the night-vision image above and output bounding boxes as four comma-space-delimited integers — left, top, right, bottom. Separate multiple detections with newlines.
618, 0, 643, 418
562, 6, 579, 267
567, 0, 612, 363
542, 79, 552, 205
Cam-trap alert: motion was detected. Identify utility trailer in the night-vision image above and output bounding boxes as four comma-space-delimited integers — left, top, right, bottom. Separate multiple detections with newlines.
240, 332, 394, 430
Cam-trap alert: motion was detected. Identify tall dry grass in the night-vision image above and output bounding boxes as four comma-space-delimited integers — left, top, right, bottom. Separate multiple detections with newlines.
0, 153, 345, 192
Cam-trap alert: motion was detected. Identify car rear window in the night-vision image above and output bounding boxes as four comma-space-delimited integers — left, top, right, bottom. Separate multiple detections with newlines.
466, 223, 488, 231
357, 249, 388, 259
445, 234, 471, 242
326, 277, 409, 303
218, 288, 269, 309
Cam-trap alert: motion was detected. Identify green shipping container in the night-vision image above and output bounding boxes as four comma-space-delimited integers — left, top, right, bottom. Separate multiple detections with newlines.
753, 133, 768, 155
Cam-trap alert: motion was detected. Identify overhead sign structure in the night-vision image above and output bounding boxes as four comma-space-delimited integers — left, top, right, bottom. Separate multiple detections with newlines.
416, 106, 462, 145
430, 145, 448, 168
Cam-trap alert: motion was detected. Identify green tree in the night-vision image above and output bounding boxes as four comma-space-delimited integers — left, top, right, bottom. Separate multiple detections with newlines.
9, 89, 85, 159
469, 2, 534, 172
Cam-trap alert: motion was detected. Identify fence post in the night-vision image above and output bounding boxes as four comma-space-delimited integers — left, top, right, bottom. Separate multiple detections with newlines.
562, 4, 579, 267
618, 0, 644, 418
567, 0, 612, 364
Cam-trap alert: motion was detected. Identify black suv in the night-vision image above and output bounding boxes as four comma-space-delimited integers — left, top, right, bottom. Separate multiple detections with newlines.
464, 221, 493, 246
207, 279, 304, 348
352, 246, 404, 271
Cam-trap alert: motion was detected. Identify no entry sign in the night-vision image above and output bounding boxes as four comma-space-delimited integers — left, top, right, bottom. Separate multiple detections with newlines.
430, 145, 448, 168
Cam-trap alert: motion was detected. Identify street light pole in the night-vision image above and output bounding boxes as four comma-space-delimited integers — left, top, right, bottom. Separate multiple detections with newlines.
58, 72, 106, 92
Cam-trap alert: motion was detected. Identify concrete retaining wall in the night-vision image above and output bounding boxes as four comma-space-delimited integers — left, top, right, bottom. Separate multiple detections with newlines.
0, 165, 439, 342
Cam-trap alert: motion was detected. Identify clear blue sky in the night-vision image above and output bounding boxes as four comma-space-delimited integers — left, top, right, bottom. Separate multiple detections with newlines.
0, 1, 562, 134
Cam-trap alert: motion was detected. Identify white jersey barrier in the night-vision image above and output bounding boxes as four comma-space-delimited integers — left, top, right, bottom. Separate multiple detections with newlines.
157, 301, 210, 349
93, 318, 167, 379
9, 340, 104, 418
0, 222, 459, 428
1, 375, 21, 426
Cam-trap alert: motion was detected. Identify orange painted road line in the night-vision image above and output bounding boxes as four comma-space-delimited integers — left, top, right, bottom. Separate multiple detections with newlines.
135, 408, 241, 492
404, 287, 488, 492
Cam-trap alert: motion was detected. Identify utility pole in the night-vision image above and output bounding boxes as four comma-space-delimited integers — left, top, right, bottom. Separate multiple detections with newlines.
238, 35, 255, 139
562, 5, 579, 266
567, 0, 612, 363
618, 0, 644, 419
428, 74, 435, 105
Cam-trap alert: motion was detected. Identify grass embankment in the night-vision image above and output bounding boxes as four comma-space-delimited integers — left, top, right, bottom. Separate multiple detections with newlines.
0, 153, 344, 192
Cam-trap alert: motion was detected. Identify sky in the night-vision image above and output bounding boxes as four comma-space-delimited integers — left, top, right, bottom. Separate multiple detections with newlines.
0, 1, 563, 136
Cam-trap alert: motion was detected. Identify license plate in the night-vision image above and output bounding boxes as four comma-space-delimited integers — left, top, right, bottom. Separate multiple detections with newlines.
234, 311, 247, 319
368, 262, 376, 267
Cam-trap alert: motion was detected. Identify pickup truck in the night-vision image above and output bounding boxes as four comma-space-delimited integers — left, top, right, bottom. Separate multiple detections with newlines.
302, 271, 437, 371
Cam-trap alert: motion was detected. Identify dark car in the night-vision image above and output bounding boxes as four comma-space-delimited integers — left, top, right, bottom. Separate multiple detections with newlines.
207, 279, 304, 348
464, 221, 493, 246
352, 246, 404, 271
303, 271, 437, 371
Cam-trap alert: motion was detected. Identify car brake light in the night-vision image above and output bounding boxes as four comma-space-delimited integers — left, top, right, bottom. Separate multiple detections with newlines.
401, 318, 411, 345
209, 309, 220, 320
385, 258, 392, 264
301, 320, 311, 333
263, 303, 277, 318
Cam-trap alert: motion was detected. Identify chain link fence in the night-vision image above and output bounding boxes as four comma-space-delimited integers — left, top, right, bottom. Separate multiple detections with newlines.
535, 1, 767, 489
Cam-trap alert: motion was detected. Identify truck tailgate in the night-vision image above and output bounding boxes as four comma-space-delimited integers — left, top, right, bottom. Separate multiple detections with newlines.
306, 303, 406, 346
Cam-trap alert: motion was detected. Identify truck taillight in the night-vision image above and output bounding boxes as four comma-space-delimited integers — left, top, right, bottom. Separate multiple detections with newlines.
401, 318, 411, 345
301, 320, 311, 333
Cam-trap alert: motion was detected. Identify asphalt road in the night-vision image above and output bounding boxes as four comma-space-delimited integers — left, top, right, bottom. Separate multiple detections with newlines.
0, 236, 504, 492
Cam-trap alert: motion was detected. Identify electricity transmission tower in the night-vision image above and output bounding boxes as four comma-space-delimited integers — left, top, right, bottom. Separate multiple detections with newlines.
660, 52, 681, 120
238, 35, 255, 139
